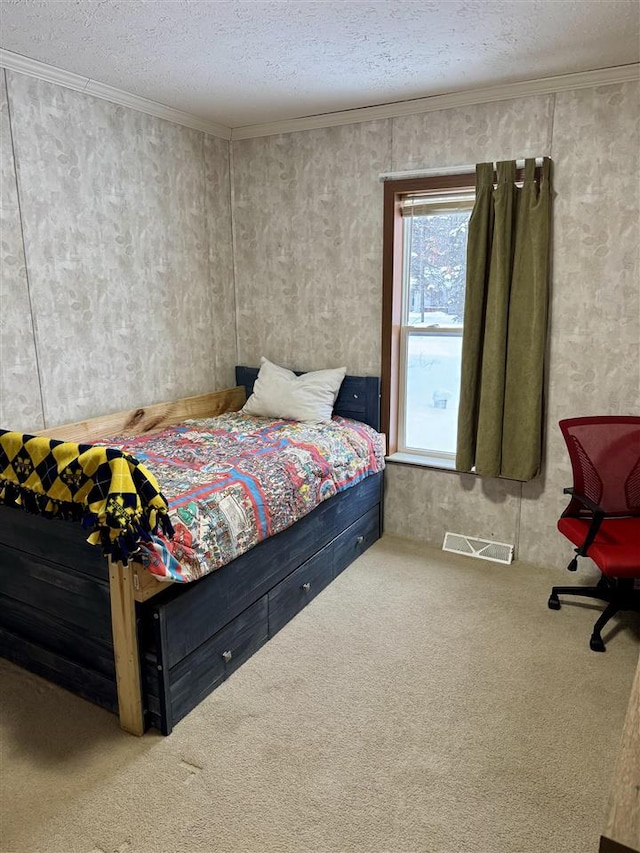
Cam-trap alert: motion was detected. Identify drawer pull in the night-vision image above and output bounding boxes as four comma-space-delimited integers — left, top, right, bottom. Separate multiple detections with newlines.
222, 650, 233, 663
301, 582, 311, 592
356, 535, 364, 545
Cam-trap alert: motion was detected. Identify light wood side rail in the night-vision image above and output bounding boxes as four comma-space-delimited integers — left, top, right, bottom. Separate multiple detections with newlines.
35, 386, 246, 442
600, 650, 640, 853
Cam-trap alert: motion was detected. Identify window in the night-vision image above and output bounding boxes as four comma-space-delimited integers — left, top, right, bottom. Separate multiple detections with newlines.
381, 174, 475, 466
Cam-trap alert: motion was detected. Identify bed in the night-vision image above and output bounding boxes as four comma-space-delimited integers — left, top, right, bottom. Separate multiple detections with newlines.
0, 367, 384, 735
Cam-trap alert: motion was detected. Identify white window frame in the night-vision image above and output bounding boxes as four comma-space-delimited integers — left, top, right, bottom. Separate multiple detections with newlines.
395, 192, 474, 463
397, 327, 464, 461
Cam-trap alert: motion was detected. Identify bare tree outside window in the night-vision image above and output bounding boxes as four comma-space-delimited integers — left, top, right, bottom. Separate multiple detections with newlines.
406, 210, 470, 327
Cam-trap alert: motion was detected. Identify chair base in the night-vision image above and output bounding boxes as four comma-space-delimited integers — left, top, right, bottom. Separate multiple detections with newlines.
548, 576, 640, 652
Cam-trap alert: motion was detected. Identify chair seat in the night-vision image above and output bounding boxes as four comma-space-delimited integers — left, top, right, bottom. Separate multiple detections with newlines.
558, 517, 640, 577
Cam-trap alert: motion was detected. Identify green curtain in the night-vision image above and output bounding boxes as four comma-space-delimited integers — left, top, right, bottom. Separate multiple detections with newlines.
456, 157, 552, 480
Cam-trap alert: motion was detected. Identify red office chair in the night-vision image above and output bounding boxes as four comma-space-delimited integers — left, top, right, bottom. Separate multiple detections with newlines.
548, 416, 640, 651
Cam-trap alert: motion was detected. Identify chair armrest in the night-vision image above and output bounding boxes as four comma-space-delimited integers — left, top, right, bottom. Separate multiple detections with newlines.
562, 488, 607, 557
563, 487, 606, 516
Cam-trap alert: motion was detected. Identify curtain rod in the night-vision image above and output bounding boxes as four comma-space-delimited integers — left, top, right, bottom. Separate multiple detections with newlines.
379, 157, 548, 182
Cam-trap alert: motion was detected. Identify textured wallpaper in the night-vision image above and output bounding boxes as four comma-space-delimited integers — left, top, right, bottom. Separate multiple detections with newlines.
391, 85, 639, 568
390, 95, 554, 172
231, 85, 639, 570
205, 133, 238, 390
1, 70, 637, 572
384, 464, 523, 551
3, 72, 235, 429
386, 94, 556, 550
232, 120, 392, 376
518, 81, 640, 569
0, 71, 44, 431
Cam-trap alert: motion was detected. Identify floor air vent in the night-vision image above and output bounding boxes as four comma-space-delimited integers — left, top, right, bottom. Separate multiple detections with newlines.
442, 532, 514, 565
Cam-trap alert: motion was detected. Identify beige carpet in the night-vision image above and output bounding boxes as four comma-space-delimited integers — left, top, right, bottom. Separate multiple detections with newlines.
1, 535, 638, 853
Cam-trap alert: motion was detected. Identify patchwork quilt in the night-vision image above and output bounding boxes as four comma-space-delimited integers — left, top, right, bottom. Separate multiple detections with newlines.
100, 413, 385, 583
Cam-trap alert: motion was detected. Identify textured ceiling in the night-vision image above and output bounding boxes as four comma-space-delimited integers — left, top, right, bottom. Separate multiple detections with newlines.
1, 0, 638, 128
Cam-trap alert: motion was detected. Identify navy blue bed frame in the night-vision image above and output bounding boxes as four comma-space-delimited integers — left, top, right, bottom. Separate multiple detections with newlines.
0, 370, 384, 734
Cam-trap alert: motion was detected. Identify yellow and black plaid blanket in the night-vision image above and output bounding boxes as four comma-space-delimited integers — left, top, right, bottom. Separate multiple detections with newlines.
0, 430, 173, 561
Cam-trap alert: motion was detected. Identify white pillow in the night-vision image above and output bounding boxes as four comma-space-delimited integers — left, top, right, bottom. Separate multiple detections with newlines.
242, 358, 346, 424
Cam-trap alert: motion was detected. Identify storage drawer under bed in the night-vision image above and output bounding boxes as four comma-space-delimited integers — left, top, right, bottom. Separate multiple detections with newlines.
333, 505, 380, 577
150, 472, 383, 671
268, 505, 379, 636
143, 597, 269, 726
142, 476, 383, 734
268, 541, 334, 636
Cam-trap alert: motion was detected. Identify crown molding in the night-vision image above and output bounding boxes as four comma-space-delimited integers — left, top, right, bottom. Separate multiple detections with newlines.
0, 49, 232, 140
1, 48, 637, 144
231, 64, 640, 140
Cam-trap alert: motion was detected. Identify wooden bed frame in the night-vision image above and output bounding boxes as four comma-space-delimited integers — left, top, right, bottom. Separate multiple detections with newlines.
0, 368, 383, 735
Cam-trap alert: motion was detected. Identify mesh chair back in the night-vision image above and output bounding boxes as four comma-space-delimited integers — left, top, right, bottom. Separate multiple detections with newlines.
559, 416, 640, 515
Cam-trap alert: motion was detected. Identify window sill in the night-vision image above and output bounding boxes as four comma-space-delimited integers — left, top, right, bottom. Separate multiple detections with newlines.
386, 453, 533, 483
386, 451, 459, 472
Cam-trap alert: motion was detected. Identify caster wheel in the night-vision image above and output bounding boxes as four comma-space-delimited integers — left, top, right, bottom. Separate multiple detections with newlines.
590, 635, 606, 652
548, 596, 561, 610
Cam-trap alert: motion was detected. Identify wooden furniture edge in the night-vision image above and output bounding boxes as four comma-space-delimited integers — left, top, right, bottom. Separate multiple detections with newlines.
33, 385, 247, 734
34, 385, 246, 443
600, 649, 640, 853
131, 561, 171, 603
33, 383, 248, 608
599, 839, 639, 853
108, 558, 144, 736
6, 378, 382, 735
